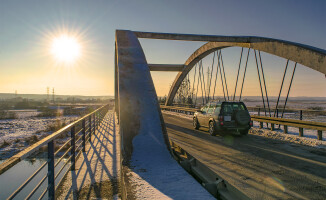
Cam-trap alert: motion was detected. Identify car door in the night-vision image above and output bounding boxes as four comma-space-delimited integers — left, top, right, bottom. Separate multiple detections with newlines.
197, 103, 209, 126
206, 102, 216, 125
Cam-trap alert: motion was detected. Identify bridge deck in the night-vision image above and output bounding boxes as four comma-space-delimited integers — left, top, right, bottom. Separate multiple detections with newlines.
163, 112, 326, 200
57, 111, 120, 199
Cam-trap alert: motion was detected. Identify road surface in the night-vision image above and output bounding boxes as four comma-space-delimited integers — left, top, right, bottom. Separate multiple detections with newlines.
163, 112, 326, 200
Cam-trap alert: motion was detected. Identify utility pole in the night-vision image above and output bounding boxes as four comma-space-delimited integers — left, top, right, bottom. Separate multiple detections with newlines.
47, 87, 49, 102
52, 88, 55, 104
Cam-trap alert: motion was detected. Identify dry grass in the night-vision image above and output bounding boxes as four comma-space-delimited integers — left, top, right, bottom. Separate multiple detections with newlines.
0, 140, 10, 148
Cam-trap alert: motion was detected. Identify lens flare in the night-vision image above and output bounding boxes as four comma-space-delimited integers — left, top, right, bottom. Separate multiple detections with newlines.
51, 35, 81, 64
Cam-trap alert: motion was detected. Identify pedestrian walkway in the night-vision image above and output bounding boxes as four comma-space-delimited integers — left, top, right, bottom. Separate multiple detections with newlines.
58, 111, 120, 200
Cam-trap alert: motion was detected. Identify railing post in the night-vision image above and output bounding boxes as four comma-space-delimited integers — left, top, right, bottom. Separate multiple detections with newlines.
317, 130, 323, 140
271, 123, 274, 131
299, 127, 304, 137
300, 110, 303, 120
92, 114, 95, 133
299, 110, 303, 137
89, 115, 92, 139
48, 141, 55, 200
258, 108, 260, 116
71, 126, 75, 171
82, 119, 86, 152
93, 114, 96, 134
259, 122, 263, 129
284, 125, 288, 134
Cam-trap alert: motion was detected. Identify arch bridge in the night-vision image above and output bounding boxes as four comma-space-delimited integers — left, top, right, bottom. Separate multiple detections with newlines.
115, 30, 326, 199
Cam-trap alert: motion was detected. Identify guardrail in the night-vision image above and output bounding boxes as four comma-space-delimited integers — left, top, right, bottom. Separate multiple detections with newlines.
0, 104, 110, 200
169, 139, 248, 199
161, 105, 325, 140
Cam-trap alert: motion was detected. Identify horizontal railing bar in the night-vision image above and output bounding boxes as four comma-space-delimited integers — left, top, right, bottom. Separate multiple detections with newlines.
0, 157, 20, 176
54, 139, 72, 156
25, 174, 47, 200
55, 156, 72, 180
55, 165, 72, 191
75, 128, 83, 137
251, 117, 326, 131
7, 161, 47, 200
75, 148, 83, 163
251, 115, 326, 127
75, 142, 83, 153
54, 147, 72, 168
85, 135, 90, 143
75, 134, 83, 145
37, 187, 47, 200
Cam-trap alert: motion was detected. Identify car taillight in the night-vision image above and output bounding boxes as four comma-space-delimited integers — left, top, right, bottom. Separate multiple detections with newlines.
249, 121, 253, 126
220, 121, 224, 126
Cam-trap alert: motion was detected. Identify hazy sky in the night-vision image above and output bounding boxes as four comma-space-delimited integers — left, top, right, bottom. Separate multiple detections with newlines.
0, 0, 325, 97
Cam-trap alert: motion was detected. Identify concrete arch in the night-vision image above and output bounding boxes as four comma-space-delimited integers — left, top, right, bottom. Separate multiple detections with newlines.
165, 41, 326, 106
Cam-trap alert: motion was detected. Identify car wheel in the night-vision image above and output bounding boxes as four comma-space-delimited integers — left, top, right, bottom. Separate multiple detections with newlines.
209, 121, 217, 136
193, 118, 200, 129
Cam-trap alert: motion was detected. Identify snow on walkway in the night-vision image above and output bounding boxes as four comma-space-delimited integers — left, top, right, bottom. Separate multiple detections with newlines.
57, 111, 120, 200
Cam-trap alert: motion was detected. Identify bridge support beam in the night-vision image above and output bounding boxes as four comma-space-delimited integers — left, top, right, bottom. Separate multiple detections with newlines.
148, 64, 185, 71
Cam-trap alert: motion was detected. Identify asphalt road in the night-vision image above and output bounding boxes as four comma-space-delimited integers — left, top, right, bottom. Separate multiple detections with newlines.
163, 112, 326, 200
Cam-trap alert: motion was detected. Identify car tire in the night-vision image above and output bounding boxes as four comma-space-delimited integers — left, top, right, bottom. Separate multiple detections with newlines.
209, 121, 217, 136
193, 118, 200, 129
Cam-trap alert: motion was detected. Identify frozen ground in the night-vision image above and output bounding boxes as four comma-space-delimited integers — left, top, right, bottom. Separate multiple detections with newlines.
161, 110, 326, 148
0, 110, 78, 159
7, 109, 40, 118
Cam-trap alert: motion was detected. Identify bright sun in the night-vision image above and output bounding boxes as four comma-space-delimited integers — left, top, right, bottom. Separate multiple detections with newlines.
51, 35, 81, 63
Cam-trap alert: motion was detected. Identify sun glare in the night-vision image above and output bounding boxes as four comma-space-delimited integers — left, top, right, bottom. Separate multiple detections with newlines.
51, 35, 81, 63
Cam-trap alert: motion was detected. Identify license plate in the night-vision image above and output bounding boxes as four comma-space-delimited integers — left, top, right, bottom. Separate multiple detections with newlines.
224, 116, 231, 121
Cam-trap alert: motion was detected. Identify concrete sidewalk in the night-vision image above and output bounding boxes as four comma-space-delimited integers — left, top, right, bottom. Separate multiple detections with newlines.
58, 111, 120, 200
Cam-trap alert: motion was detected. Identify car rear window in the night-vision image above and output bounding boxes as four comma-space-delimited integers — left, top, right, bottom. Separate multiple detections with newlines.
221, 102, 246, 114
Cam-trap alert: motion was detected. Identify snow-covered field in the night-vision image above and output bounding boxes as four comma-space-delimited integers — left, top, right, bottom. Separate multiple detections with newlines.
0, 110, 79, 159
161, 110, 326, 148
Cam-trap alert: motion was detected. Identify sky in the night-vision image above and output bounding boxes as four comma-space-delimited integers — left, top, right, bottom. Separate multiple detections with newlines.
0, 0, 325, 97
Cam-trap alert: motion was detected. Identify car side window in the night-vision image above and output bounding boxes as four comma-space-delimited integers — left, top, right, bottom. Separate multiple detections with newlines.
207, 103, 215, 114
214, 105, 221, 114
201, 105, 209, 113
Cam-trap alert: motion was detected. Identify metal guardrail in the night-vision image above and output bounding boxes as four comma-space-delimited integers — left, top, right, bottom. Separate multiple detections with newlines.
0, 104, 110, 200
161, 105, 325, 140
169, 139, 248, 200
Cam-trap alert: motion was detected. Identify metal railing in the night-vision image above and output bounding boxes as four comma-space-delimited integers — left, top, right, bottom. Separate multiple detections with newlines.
0, 105, 110, 200
160, 105, 325, 140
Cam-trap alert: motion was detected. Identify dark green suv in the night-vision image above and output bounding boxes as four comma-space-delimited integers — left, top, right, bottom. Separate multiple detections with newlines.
193, 101, 252, 136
